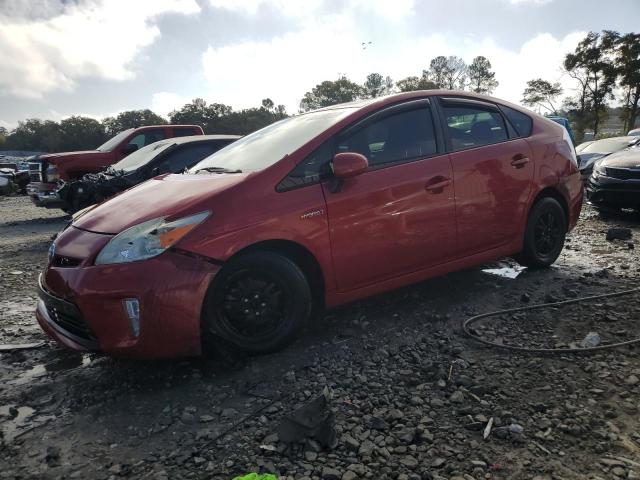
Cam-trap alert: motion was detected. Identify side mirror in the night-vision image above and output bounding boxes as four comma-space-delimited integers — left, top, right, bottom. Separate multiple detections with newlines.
332, 152, 368, 179
122, 143, 138, 156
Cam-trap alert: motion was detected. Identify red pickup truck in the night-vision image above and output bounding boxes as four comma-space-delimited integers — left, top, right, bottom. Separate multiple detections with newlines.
27, 124, 204, 208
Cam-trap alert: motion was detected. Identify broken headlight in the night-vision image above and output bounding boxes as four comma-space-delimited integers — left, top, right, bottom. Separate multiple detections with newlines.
95, 211, 210, 265
593, 161, 606, 178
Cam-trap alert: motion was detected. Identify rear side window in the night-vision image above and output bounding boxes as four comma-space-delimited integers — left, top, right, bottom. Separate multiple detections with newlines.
173, 128, 198, 137
157, 143, 219, 173
500, 106, 533, 137
337, 107, 437, 168
128, 130, 167, 149
443, 104, 508, 152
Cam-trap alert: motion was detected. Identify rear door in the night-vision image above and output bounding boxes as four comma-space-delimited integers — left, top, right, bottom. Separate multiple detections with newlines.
320, 99, 457, 292
438, 97, 534, 255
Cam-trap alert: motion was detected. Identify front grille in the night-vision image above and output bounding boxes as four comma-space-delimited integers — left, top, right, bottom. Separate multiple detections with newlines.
52, 255, 82, 268
38, 277, 95, 342
606, 167, 640, 180
46, 303, 94, 341
29, 161, 43, 182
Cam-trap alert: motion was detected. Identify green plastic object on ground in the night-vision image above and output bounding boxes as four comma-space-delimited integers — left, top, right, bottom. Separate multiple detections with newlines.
232, 474, 277, 480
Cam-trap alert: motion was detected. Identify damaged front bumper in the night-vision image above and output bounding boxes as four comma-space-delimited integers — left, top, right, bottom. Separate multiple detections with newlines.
37, 226, 221, 359
26, 182, 66, 208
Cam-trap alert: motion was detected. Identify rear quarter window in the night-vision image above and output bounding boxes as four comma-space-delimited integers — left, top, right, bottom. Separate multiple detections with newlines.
500, 106, 533, 138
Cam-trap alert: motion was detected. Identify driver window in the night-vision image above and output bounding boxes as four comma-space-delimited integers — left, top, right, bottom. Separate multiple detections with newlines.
337, 107, 436, 168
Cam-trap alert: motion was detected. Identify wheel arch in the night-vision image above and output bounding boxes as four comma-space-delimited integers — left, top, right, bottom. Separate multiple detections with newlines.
529, 186, 569, 223
224, 239, 326, 308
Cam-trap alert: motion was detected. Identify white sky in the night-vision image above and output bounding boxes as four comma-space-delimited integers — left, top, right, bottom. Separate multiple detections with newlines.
0, 0, 638, 127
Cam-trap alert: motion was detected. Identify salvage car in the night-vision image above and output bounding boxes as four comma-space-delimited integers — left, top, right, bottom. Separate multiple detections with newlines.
27, 124, 204, 209
586, 145, 640, 210
576, 135, 640, 178
0, 162, 30, 193
37, 91, 582, 359
57, 135, 240, 213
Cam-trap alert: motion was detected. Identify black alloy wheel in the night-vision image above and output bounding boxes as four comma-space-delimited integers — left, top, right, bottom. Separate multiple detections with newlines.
515, 197, 567, 269
202, 251, 312, 353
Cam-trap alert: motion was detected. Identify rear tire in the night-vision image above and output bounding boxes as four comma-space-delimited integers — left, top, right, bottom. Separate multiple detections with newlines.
202, 251, 312, 353
515, 197, 567, 269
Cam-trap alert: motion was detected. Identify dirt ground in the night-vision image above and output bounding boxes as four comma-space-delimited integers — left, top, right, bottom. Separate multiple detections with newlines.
2, 194, 640, 480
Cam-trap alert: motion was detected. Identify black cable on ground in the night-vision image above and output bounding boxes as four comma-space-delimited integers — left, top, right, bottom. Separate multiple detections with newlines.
462, 287, 640, 354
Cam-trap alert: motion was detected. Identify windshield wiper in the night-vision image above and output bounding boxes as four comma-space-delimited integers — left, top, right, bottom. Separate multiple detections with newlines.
195, 166, 242, 174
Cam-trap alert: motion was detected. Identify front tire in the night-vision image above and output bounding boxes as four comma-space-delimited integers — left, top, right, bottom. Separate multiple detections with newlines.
202, 251, 312, 353
515, 197, 567, 269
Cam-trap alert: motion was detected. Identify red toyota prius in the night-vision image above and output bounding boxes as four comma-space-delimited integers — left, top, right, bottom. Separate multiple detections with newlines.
36, 91, 582, 359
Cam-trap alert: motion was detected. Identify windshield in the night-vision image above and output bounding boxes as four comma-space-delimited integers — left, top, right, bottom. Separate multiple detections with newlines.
111, 140, 174, 172
96, 128, 134, 152
190, 107, 358, 173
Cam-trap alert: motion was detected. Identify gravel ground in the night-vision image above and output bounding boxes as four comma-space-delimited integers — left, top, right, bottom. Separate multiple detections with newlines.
2, 194, 640, 480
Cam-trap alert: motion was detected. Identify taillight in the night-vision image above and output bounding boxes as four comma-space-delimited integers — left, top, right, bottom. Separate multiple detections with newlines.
562, 128, 578, 168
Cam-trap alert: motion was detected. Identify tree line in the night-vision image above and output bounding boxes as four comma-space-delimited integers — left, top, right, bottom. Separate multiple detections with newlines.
1, 30, 637, 152
0, 54, 499, 153
521, 30, 639, 140
299, 55, 498, 111
0, 100, 287, 153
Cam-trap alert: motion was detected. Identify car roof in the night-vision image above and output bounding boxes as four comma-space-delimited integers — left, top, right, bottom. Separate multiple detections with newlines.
167, 134, 242, 145
305, 90, 538, 127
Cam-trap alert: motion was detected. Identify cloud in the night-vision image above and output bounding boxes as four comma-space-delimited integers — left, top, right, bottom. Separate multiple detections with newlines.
0, 0, 200, 99
508, 0, 553, 4
201, 1, 583, 113
151, 92, 188, 118
207, 0, 414, 20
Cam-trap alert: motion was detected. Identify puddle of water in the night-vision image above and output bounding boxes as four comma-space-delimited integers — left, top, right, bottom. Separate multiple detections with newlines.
0, 405, 57, 442
482, 266, 526, 279
8, 354, 92, 386
0, 405, 34, 441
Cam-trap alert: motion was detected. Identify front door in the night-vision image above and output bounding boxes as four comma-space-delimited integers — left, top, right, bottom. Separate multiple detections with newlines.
321, 100, 457, 292
439, 97, 534, 255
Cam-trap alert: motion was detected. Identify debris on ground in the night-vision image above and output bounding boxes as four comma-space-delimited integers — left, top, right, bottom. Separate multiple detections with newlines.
3, 196, 640, 479
277, 387, 337, 450
606, 227, 633, 241
580, 331, 602, 348
0, 341, 45, 352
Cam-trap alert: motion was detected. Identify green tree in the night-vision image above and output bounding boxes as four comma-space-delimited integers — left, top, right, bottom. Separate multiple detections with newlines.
612, 32, 640, 132
170, 98, 286, 135
395, 75, 439, 92
468, 56, 498, 94
59, 116, 106, 151
299, 76, 363, 111
427, 56, 467, 89
0, 126, 7, 148
4, 119, 62, 152
363, 73, 393, 98
170, 98, 233, 133
521, 79, 564, 114
564, 31, 618, 135
102, 109, 167, 137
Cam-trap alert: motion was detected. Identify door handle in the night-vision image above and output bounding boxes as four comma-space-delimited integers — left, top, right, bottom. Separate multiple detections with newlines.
511, 154, 530, 168
425, 176, 451, 193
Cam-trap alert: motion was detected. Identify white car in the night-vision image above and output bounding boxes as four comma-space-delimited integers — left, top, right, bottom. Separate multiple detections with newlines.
629, 128, 640, 137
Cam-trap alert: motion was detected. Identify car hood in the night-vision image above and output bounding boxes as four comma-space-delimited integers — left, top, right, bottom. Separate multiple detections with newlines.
73, 172, 249, 234
599, 148, 640, 168
38, 150, 107, 163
